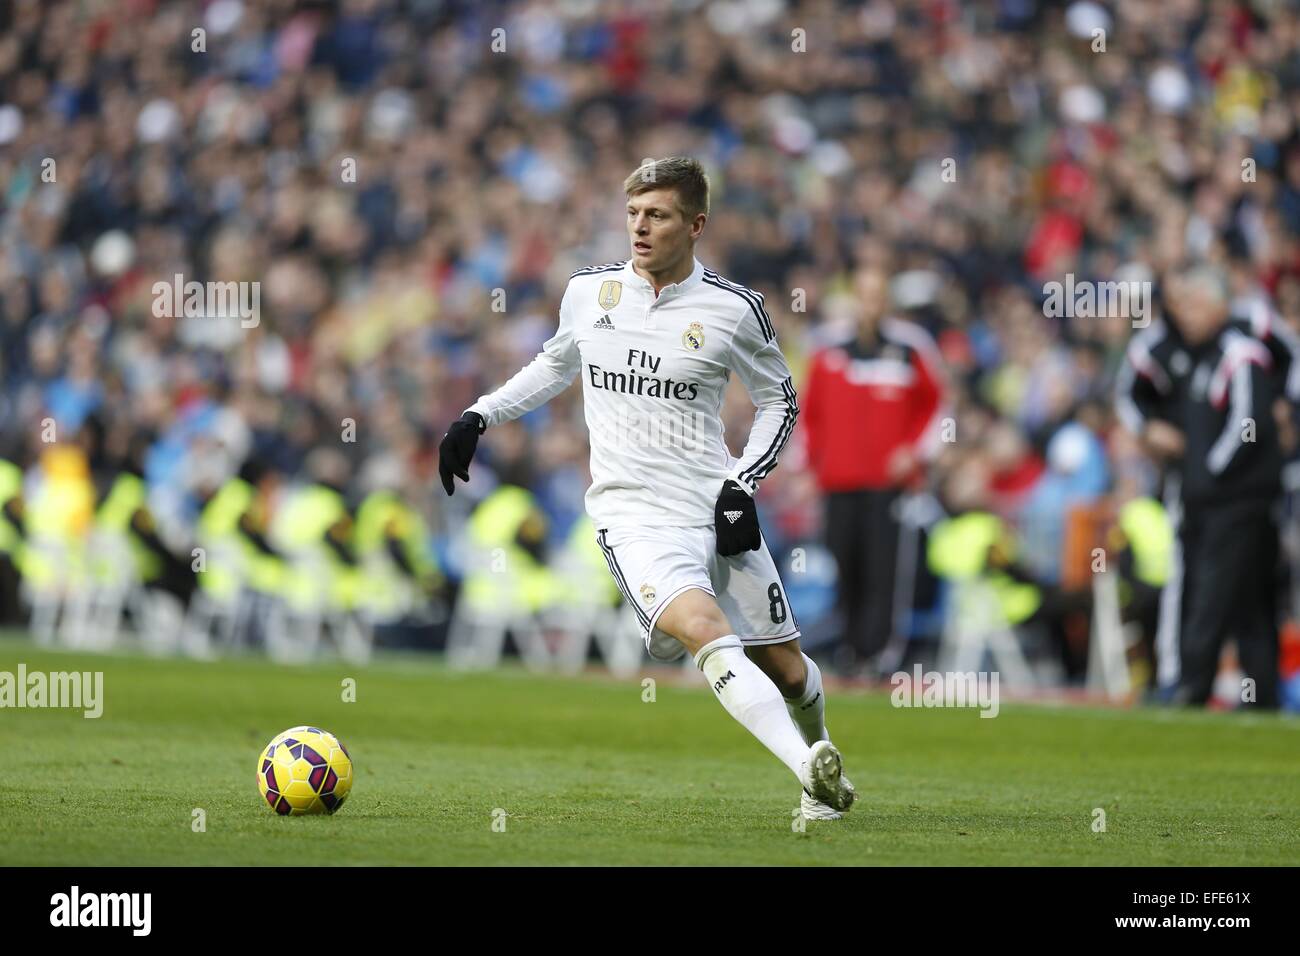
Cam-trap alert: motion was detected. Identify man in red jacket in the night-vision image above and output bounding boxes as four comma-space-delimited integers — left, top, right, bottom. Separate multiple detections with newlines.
802, 267, 946, 672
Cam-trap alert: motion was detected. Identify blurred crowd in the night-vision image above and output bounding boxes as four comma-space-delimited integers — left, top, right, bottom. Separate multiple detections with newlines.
1, 0, 1299, 701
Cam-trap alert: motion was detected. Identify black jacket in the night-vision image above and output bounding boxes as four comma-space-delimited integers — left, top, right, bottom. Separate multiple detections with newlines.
1116, 301, 1300, 507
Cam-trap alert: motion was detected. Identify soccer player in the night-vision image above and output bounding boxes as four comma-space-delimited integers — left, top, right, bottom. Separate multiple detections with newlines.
438, 157, 856, 817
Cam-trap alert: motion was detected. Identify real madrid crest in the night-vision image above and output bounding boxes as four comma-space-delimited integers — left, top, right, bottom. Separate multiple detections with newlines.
598, 280, 622, 311
682, 321, 705, 351
640, 583, 657, 604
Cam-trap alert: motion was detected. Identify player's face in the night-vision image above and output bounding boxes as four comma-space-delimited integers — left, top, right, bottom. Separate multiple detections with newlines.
627, 189, 701, 272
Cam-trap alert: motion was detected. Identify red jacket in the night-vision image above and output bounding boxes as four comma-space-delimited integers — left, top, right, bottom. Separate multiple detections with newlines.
802, 318, 946, 492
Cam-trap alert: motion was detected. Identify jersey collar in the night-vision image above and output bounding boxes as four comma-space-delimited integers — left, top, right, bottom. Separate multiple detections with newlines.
624, 256, 704, 300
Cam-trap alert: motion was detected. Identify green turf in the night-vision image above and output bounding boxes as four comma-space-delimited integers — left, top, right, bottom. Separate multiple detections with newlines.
0, 635, 1297, 865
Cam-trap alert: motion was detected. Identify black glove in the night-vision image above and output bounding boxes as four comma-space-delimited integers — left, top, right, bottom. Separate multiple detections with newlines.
714, 479, 760, 556
438, 411, 486, 495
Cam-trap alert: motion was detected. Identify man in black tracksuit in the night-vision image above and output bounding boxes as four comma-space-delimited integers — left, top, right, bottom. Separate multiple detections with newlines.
1117, 268, 1300, 708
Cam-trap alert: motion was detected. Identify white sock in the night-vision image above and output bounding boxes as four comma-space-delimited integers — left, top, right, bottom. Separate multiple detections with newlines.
695, 635, 809, 779
785, 652, 828, 746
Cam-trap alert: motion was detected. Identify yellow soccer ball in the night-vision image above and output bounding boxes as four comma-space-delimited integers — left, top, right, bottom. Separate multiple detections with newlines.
256, 726, 353, 815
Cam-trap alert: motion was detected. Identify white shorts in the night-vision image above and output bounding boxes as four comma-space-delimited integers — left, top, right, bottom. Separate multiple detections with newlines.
594, 524, 801, 663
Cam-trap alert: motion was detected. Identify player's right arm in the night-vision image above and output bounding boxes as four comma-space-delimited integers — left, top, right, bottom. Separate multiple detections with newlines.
467, 281, 581, 426
439, 282, 580, 495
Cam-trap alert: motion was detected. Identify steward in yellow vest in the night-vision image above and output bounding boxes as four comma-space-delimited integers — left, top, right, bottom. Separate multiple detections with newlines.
195, 460, 287, 601
462, 485, 557, 615
0, 457, 26, 623
928, 499, 1093, 680
928, 511, 1042, 626
1107, 495, 1173, 690
273, 479, 363, 613
97, 462, 198, 605
354, 488, 443, 620
21, 445, 95, 596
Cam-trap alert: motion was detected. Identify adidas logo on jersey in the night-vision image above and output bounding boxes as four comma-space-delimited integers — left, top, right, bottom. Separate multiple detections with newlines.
724, 510, 743, 524
594, 315, 615, 330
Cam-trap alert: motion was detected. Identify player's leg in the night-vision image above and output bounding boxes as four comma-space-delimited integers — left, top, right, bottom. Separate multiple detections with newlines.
713, 535, 828, 744
746, 637, 853, 818
745, 638, 827, 746
654, 587, 813, 781
713, 533, 855, 814
599, 524, 850, 810
598, 523, 806, 749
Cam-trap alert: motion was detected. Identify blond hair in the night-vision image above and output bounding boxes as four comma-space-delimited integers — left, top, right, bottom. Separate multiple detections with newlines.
623, 156, 710, 220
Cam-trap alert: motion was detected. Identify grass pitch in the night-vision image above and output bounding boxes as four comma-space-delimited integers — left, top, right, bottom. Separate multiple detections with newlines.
0, 635, 1297, 866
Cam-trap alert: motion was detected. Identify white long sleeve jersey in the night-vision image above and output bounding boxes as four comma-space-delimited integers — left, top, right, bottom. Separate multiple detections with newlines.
468, 257, 799, 528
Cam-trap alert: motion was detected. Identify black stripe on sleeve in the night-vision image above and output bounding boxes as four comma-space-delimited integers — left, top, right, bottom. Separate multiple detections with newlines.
739, 380, 798, 486
702, 271, 775, 342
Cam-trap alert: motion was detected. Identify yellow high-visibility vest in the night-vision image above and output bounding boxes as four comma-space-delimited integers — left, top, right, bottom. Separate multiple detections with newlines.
928, 511, 1041, 625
